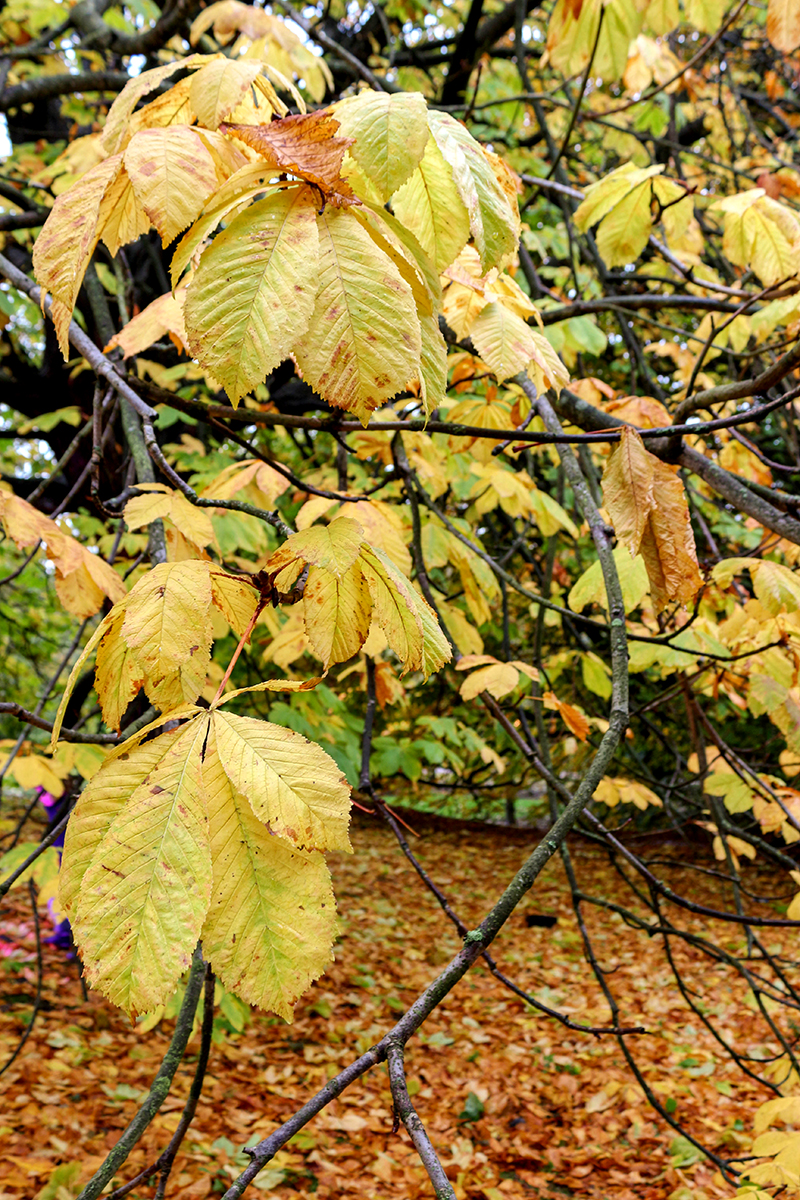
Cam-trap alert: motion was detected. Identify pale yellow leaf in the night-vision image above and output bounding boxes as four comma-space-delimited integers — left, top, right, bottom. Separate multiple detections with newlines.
95, 610, 146, 732
268, 516, 365, 579
391, 136, 471, 272
189, 57, 263, 130
74, 718, 211, 1014
201, 736, 338, 1020
335, 90, 429, 202
123, 127, 222, 247
212, 710, 352, 852
120, 561, 214, 707
303, 563, 371, 667
460, 661, 519, 701
209, 567, 260, 638
105, 289, 188, 358
101, 55, 210, 154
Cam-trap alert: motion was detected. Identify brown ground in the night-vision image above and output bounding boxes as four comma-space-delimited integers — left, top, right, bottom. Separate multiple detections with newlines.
0, 812, 783, 1200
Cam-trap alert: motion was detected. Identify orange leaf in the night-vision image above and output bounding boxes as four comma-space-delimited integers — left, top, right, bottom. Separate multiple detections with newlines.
222, 111, 356, 204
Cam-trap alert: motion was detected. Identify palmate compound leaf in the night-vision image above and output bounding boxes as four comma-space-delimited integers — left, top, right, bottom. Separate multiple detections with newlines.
50, 560, 260, 741
60, 696, 351, 1016
184, 186, 321, 406
201, 733, 338, 1020
68, 718, 212, 1014
293, 206, 422, 425
265, 520, 451, 675
211, 710, 352, 852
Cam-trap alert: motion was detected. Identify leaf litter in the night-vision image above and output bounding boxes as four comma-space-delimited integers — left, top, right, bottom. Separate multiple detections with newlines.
0, 813, 781, 1199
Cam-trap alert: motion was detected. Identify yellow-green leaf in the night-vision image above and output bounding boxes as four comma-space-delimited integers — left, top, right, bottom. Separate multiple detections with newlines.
335, 90, 430, 201
185, 185, 320, 406
201, 736, 338, 1021
269, 516, 365, 581
391, 136, 471, 273
357, 544, 424, 674
294, 206, 421, 424
427, 111, 518, 272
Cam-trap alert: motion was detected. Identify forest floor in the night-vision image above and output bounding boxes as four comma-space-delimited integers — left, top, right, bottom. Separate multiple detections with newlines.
0, 810, 787, 1200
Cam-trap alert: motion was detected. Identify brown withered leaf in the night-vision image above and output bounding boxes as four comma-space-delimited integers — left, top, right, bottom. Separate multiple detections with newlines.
602, 426, 702, 612
222, 111, 357, 205
639, 458, 704, 612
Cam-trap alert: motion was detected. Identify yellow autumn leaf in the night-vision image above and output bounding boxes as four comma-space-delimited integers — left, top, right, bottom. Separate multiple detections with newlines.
602, 425, 655, 556
294, 206, 421, 424
303, 563, 372, 667
712, 189, 800, 287
95, 610, 145, 732
105, 289, 188, 358
211, 710, 352, 852
189, 57, 263, 130
768, 0, 800, 51
459, 661, 519, 701
335, 90, 430, 202
101, 54, 210, 154
185, 186, 321, 407
714, 558, 800, 616
391, 136, 471, 273
123, 127, 229, 248
427, 111, 518, 273
594, 180, 655, 268
547, 0, 643, 81
201, 736, 338, 1021
470, 301, 545, 384
268, 516, 365, 581
568, 544, 650, 614
357, 544, 424, 674
32, 155, 122, 350
98, 164, 152, 258
120, 561, 214, 707
0, 492, 126, 618
72, 718, 211, 1014
124, 484, 214, 548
